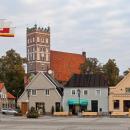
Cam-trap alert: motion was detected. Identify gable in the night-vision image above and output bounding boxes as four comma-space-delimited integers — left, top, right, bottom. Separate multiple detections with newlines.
18, 72, 62, 102
110, 72, 130, 94
27, 73, 57, 90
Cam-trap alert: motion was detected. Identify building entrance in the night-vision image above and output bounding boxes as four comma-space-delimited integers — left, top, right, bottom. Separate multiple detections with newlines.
91, 100, 98, 112
123, 100, 130, 112
36, 102, 45, 114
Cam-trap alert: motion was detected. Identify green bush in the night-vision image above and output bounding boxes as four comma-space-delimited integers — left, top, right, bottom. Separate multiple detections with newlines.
27, 107, 39, 118
43, 106, 45, 114
60, 106, 64, 112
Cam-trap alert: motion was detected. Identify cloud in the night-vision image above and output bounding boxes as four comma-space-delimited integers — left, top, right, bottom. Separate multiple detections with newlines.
0, 0, 130, 74
20, 0, 37, 5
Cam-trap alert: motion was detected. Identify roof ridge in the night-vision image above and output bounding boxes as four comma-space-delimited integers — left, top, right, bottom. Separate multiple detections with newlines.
51, 50, 83, 56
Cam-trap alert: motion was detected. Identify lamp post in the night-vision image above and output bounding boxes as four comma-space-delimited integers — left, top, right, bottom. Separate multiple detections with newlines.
77, 88, 81, 114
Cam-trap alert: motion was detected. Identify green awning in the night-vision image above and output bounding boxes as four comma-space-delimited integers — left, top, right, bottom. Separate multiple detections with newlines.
68, 99, 88, 106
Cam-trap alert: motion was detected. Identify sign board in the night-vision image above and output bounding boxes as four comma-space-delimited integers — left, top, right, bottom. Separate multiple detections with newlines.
0, 19, 15, 37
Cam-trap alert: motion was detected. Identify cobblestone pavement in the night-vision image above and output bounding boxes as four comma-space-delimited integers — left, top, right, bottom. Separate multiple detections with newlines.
0, 114, 130, 130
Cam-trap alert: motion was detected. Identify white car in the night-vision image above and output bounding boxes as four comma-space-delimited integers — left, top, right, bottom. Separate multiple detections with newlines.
1, 108, 18, 115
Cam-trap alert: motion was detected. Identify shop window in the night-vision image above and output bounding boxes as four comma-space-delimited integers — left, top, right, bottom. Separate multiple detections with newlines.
114, 100, 119, 109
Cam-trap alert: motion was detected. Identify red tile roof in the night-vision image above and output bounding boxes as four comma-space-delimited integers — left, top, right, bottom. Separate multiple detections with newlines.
50, 50, 86, 82
7, 92, 16, 99
0, 83, 4, 90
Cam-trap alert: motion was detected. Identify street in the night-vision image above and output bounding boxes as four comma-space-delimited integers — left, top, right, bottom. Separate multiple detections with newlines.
0, 114, 130, 130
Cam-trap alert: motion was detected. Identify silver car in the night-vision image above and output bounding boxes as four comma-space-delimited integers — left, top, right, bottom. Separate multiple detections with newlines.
1, 108, 18, 115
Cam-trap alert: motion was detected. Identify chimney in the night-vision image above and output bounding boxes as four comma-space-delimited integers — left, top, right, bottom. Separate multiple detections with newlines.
82, 51, 86, 57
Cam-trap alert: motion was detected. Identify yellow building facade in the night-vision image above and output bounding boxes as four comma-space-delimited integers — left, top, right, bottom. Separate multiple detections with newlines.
109, 72, 130, 114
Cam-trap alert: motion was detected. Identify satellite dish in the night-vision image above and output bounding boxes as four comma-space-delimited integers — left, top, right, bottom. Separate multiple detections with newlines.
48, 70, 53, 74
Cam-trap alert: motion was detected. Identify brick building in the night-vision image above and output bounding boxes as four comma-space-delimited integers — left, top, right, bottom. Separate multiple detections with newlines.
27, 24, 50, 74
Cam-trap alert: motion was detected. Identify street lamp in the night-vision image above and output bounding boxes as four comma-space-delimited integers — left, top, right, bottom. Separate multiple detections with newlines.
77, 88, 81, 114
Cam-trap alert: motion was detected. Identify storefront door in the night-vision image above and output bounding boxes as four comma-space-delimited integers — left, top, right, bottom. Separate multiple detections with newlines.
91, 100, 98, 112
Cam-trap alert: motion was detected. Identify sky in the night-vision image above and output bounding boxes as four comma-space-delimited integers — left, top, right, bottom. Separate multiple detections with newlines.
0, 0, 130, 74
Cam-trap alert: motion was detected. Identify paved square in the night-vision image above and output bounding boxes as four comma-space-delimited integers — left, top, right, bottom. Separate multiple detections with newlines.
0, 114, 130, 130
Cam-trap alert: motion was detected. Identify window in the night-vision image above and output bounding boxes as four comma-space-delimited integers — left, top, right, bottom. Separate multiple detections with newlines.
46, 54, 49, 61
126, 88, 130, 93
46, 38, 48, 43
41, 64, 45, 70
33, 37, 35, 42
71, 89, 76, 95
45, 89, 49, 96
83, 90, 88, 95
96, 89, 101, 95
28, 48, 29, 53
46, 48, 48, 53
27, 38, 29, 44
31, 90, 36, 96
114, 100, 119, 109
32, 53, 35, 60
32, 46, 35, 52
40, 47, 42, 52
37, 37, 40, 42
40, 53, 44, 61
30, 38, 32, 43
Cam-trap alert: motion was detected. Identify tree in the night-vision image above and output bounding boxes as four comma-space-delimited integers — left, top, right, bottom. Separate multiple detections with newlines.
80, 58, 103, 74
103, 59, 119, 86
0, 49, 25, 99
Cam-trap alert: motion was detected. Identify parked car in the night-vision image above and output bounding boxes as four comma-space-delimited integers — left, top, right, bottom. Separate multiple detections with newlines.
1, 108, 18, 115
